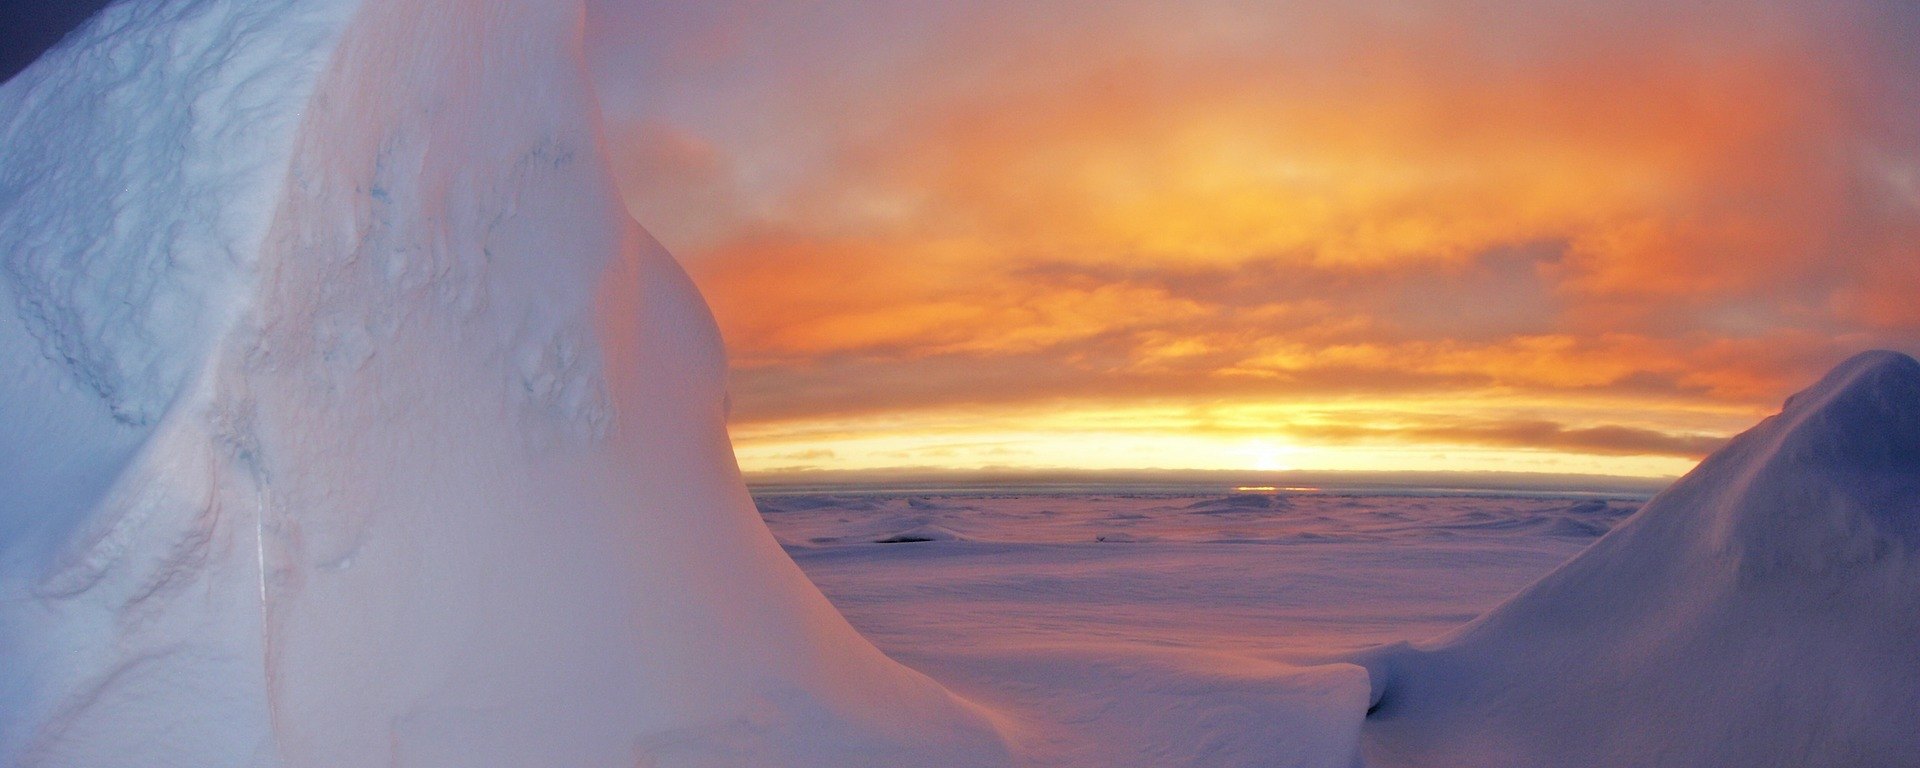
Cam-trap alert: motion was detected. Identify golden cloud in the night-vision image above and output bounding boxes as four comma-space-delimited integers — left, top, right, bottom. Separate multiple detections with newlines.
594, 0, 1920, 473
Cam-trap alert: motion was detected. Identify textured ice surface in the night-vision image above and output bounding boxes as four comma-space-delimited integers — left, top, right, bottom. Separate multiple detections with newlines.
0, 1, 1005, 765
0, 0, 351, 427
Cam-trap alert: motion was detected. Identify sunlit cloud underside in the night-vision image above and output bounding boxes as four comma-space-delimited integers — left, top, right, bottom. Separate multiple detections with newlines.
586, 0, 1920, 478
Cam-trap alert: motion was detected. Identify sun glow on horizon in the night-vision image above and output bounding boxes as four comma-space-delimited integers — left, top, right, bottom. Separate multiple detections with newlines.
1247, 440, 1298, 472
726, 394, 1760, 479
595, 0, 1920, 480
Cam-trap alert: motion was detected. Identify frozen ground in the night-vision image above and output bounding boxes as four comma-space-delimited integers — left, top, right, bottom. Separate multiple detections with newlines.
757, 489, 1641, 766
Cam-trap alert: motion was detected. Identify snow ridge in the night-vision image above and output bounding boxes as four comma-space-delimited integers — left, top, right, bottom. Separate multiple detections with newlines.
1707, 350, 1920, 577
1359, 349, 1920, 768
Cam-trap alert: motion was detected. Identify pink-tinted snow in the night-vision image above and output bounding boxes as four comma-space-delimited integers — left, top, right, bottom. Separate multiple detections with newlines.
761, 490, 1636, 765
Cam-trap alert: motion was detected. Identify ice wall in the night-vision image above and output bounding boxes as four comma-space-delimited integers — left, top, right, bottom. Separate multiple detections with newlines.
1360, 350, 1920, 767
0, 1, 1008, 766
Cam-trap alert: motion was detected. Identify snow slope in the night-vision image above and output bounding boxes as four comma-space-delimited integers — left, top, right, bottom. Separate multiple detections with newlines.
1359, 350, 1920, 767
0, 1, 1006, 766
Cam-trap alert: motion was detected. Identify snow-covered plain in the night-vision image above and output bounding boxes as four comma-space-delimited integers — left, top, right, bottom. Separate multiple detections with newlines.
758, 489, 1638, 766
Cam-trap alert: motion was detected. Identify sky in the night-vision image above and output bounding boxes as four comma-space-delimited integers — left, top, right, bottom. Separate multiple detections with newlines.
8, 1, 1918, 480
0, 0, 112, 81
582, 0, 1920, 479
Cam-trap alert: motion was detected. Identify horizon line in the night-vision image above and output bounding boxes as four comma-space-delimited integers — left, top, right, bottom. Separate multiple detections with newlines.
742, 466, 1677, 497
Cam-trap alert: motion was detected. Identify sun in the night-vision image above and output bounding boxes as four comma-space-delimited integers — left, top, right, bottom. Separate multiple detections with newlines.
1249, 440, 1295, 472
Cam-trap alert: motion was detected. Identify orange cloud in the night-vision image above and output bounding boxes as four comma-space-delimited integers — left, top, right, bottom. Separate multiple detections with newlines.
588, 0, 1920, 474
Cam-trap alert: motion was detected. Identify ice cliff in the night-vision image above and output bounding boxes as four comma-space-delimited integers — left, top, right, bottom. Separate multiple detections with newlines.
1360, 350, 1920, 767
0, 1, 1008, 765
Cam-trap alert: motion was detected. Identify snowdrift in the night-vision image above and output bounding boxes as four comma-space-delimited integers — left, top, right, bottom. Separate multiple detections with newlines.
0, 1, 1007, 765
1359, 350, 1920, 767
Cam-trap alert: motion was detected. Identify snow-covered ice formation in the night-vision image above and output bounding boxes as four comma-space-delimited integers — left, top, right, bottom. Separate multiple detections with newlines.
0, 1, 1008, 765
1360, 350, 1920, 767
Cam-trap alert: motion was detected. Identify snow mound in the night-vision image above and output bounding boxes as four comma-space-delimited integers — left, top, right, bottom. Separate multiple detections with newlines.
1358, 350, 1920, 768
1186, 493, 1293, 513
756, 494, 885, 514
1535, 516, 1610, 538
874, 524, 968, 544
0, 1, 1008, 766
